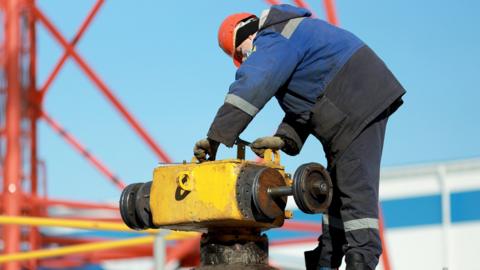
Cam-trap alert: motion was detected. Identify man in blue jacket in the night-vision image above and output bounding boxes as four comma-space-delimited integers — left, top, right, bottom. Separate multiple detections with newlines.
194, 4, 405, 270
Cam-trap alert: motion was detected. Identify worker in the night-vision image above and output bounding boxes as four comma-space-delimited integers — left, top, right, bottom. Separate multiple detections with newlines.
193, 4, 405, 270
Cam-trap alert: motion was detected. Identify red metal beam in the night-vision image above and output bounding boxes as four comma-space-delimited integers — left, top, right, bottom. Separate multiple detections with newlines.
27, 3, 41, 268
38, 258, 88, 269
46, 216, 121, 223
34, 7, 172, 163
167, 237, 201, 264
282, 220, 322, 232
42, 236, 152, 254
323, 0, 339, 25
42, 236, 110, 246
271, 236, 317, 246
379, 207, 392, 270
78, 245, 153, 261
264, 0, 282, 5
3, 0, 23, 269
38, 242, 153, 267
28, 1, 38, 196
41, 110, 126, 189
292, 0, 317, 17
38, 0, 105, 101
40, 237, 201, 265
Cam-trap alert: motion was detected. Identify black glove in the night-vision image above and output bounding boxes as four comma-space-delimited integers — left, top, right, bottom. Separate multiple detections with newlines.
250, 136, 285, 158
193, 138, 220, 162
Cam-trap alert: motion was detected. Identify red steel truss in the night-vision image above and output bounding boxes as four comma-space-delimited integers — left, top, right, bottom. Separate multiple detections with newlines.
0, 0, 173, 269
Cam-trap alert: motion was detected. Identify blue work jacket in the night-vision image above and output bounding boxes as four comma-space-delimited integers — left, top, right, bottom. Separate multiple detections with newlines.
208, 4, 405, 162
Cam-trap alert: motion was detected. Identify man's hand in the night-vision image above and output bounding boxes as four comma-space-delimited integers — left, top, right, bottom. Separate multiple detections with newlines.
250, 136, 285, 158
193, 138, 220, 162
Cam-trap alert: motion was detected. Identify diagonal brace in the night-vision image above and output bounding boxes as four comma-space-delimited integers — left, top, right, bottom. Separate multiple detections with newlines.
323, 0, 339, 25
264, 0, 282, 5
34, 7, 172, 163
41, 110, 126, 189
292, 0, 317, 17
39, 0, 105, 100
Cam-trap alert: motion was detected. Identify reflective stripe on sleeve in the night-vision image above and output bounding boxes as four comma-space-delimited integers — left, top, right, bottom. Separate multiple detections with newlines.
280, 17, 305, 39
224, 94, 259, 117
344, 218, 379, 232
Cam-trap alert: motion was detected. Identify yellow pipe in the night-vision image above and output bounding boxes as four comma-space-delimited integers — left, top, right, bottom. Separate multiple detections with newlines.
0, 236, 155, 263
0, 215, 149, 232
0, 215, 197, 239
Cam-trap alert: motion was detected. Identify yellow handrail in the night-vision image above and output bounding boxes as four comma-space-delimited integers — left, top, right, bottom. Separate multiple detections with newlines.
0, 215, 198, 239
0, 236, 155, 263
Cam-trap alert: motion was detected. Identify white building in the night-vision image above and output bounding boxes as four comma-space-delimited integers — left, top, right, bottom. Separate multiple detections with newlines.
270, 158, 480, 270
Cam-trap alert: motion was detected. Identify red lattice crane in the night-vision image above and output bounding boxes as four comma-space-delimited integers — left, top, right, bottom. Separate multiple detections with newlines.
0, 0, 173, 269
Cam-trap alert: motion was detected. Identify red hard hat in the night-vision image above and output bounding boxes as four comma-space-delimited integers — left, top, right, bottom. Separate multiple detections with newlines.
218, 13, 257, 67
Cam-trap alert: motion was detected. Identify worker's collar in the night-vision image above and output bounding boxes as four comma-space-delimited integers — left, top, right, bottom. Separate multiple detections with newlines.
258, 9, 270, 30
258, 4, 311, 31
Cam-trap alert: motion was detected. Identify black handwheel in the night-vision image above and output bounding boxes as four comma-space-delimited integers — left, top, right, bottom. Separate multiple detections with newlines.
119, 182, 152, 230
134, 181, 156, 228
293, 163, 332, 214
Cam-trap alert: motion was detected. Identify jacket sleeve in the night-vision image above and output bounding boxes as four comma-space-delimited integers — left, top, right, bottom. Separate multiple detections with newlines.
207, 31, 303, 147
275, 114, 310, 156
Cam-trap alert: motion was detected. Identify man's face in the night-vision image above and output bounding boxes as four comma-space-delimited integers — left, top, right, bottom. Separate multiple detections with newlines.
235, 34, 255, 63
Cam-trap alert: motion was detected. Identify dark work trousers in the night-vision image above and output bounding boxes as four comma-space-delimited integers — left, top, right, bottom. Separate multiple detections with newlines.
308, 110, 389, 270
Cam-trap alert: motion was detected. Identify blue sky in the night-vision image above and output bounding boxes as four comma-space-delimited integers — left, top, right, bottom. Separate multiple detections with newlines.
35, 0, 480, 201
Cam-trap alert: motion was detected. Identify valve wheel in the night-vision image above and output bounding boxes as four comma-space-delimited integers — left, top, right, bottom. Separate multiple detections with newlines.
293, 163, 333, 214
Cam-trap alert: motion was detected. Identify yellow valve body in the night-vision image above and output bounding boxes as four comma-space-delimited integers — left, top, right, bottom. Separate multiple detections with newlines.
150, 159, 286, 232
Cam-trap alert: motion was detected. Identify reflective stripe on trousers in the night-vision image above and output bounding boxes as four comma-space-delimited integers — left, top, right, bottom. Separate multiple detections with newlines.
323, 214, 379, 232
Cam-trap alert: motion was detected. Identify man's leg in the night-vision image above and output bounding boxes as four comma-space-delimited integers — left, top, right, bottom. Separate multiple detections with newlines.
333, 112, 389, 270
314, 175, 347, 269
305, 149, 350, 269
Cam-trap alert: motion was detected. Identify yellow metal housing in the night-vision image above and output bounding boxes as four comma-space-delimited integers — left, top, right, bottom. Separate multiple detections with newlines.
150, 157, 287, 232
